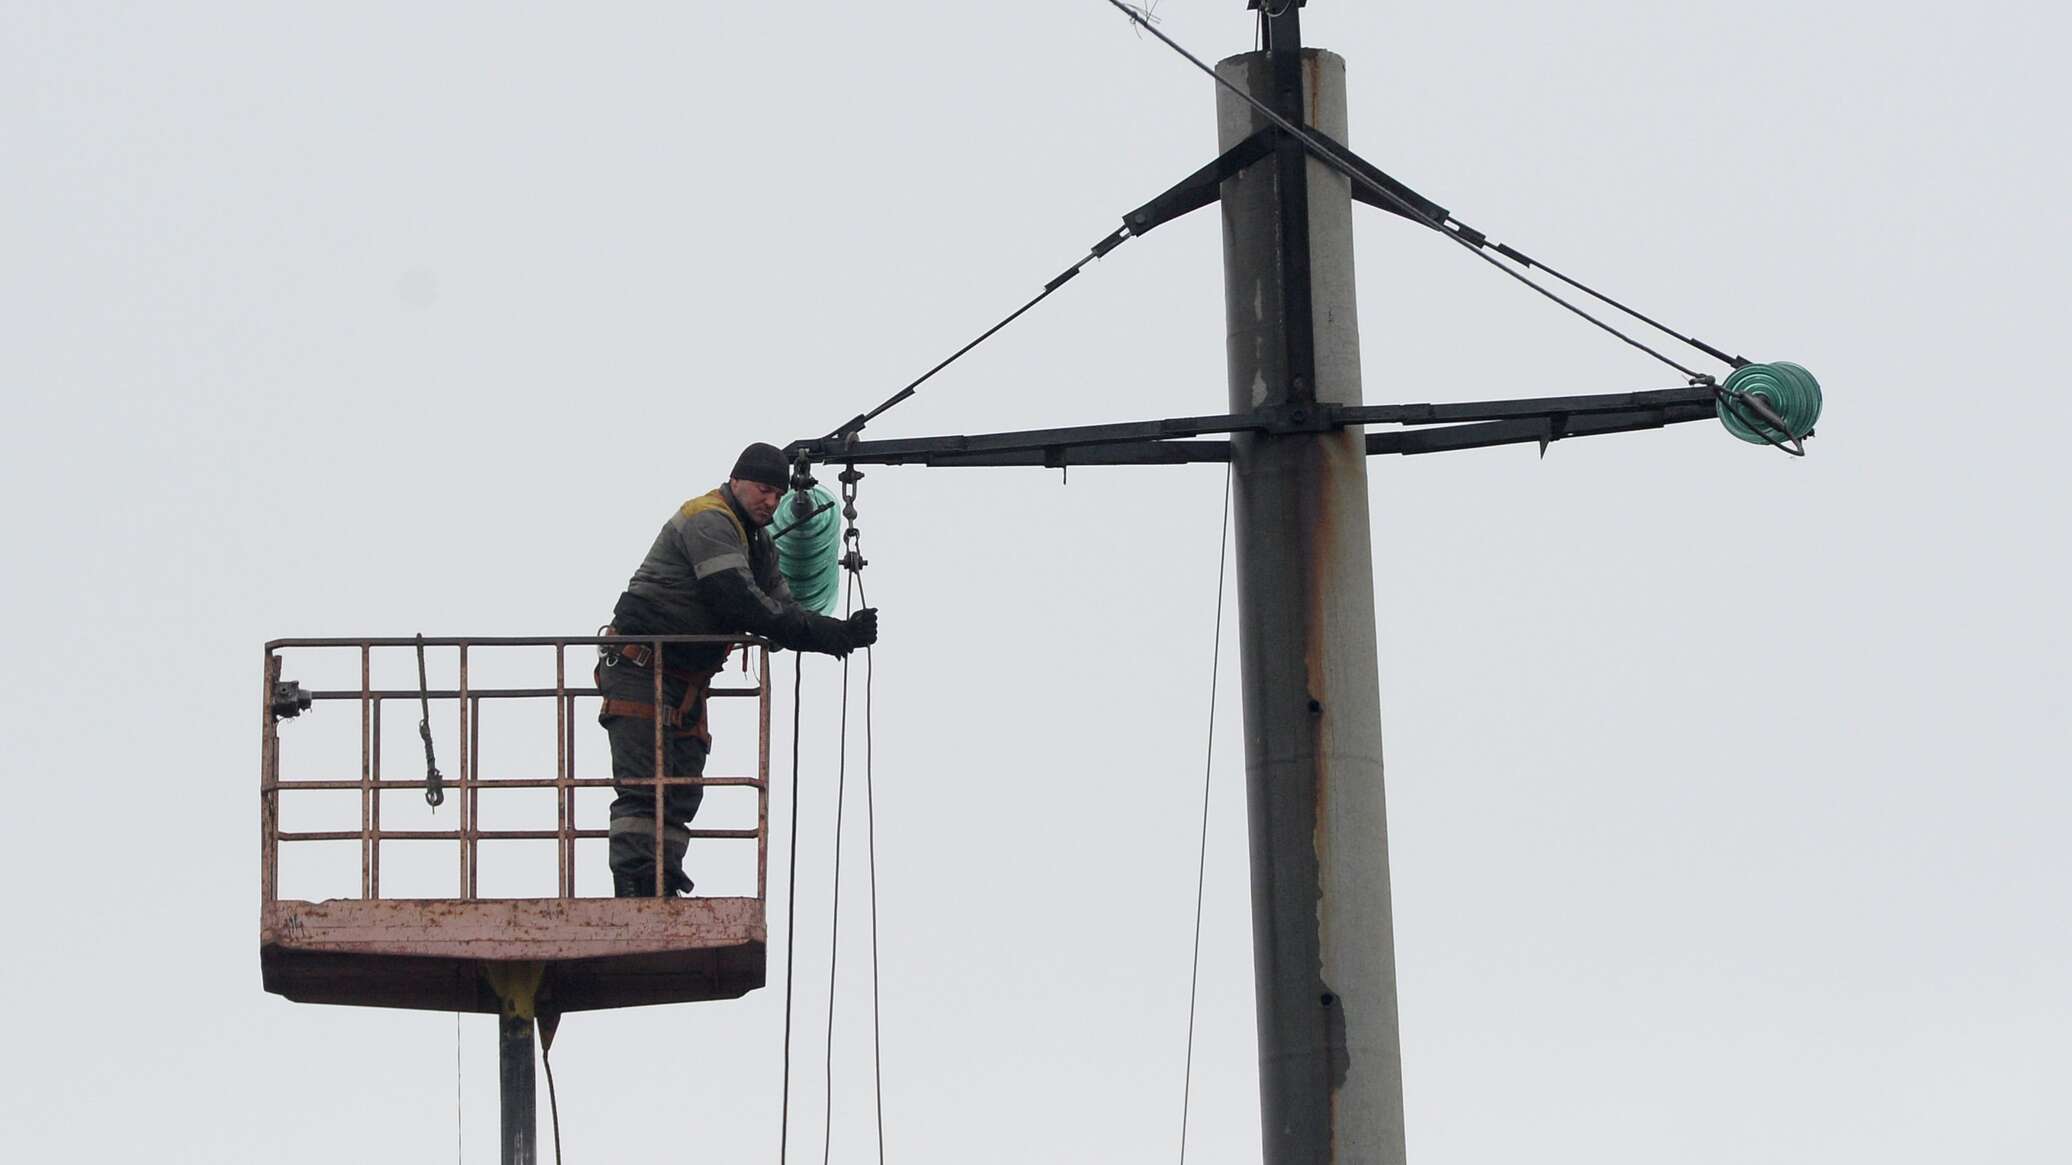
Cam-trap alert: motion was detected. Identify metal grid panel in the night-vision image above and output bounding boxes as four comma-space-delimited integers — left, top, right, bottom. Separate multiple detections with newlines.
262, 636, 772, 904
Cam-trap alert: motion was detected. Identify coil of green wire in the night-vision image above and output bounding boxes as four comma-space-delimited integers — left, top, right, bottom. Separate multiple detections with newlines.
1718, 361, 1822, 446
774, 485, 842, 615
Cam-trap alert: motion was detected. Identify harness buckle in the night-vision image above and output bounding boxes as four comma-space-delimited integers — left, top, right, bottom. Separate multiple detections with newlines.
599, 625, 656, 668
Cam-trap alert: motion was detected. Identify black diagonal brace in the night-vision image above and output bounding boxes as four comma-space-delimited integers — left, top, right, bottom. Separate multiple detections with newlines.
1117, 93, 1453, 239
1125, 128, 1276, 238
1299, 128, 1452, 229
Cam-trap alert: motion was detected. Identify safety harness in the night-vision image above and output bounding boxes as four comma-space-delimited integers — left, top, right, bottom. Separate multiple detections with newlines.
596, 487, 754, 750
596, 637, 731, 749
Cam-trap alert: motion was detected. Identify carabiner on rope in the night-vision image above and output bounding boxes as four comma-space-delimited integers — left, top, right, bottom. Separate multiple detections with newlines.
414, 634, 445, 809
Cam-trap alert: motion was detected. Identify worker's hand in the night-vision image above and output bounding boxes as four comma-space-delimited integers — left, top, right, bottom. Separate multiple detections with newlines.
791, 612, 853, 658
845, 608, 879, 650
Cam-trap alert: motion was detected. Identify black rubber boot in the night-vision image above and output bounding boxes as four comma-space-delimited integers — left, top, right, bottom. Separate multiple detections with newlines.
613, 867, 693, 897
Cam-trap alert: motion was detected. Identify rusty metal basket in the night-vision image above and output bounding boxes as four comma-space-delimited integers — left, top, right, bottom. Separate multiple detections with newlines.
258, 636, 771, 1013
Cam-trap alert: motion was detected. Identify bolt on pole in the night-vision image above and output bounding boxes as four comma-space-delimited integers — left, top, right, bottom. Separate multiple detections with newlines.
1217, 38, 1409, 1164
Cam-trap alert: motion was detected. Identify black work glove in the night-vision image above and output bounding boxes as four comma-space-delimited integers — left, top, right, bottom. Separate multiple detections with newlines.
798, 612, 853, 658
845, 608, 879, 650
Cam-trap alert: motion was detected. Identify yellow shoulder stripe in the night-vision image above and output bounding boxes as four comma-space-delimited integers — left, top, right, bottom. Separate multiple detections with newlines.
679, 488, 748, 545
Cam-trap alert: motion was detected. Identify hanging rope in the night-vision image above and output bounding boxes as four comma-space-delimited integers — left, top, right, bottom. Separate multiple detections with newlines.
541, 1024, 564, 1165
781, 481, 889, 1164
822, 571, 853, 1165
855, 564, 888, 1165
780, 657, 806, 1163
416, 634, 445, 809
820, 476, 888, 1165
1178, 467, 1233, 1164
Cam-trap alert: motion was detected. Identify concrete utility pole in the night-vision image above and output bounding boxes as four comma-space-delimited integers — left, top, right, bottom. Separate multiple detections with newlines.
789, 6, 1766, 1160
1219, 7, 1407, 1163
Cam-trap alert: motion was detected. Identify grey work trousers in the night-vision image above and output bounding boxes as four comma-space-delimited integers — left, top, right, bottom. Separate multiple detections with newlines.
598, 658, 709, 889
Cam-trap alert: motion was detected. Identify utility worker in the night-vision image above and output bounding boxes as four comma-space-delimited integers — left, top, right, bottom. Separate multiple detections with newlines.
600, 442, 877, 897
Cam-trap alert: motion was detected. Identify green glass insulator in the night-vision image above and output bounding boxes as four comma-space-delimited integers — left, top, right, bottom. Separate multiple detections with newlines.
774, 485, 843, 615
1717, 361, 1822, 446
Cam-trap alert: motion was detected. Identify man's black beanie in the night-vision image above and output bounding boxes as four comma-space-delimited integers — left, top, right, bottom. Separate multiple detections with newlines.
731, 442, 791, 491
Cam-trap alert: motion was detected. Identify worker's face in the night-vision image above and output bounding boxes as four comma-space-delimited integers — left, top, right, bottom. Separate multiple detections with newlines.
731, 478, 785, 527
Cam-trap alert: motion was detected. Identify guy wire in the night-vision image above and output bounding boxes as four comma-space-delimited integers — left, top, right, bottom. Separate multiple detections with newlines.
1179, 465, 1233, 1164
821, 230, 1129, 442
1100, 0, 1712, 380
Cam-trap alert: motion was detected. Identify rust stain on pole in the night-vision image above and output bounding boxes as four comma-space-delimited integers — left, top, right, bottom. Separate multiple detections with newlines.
1219, 46, 1405, 1163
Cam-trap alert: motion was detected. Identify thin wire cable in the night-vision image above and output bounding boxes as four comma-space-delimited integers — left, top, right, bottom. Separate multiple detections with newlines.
1487, 244, 1745, 368
455, 1014, 463, 1164
1100, 0, 1711, 380
820, 229, 1128, 442
1121, 1, 1163, 38
1179, 466, 1234, 1164
855, 570, 887, 1165
823, 574, 858, 1165
780, 657, 807, 1164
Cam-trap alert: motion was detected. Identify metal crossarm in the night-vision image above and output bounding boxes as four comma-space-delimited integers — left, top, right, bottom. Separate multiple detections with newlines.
785, 385, 1719, 468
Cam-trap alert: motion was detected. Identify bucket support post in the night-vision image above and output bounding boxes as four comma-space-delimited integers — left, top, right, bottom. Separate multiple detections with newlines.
499, 1014, 537, 1164
487, 961, 547, 1164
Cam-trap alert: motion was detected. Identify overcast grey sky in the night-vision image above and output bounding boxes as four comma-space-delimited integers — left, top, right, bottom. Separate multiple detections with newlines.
4, 2, 2067, 1162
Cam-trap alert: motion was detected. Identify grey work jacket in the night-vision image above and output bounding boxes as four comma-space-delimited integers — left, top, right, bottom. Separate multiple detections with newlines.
612, 484, 805, 671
